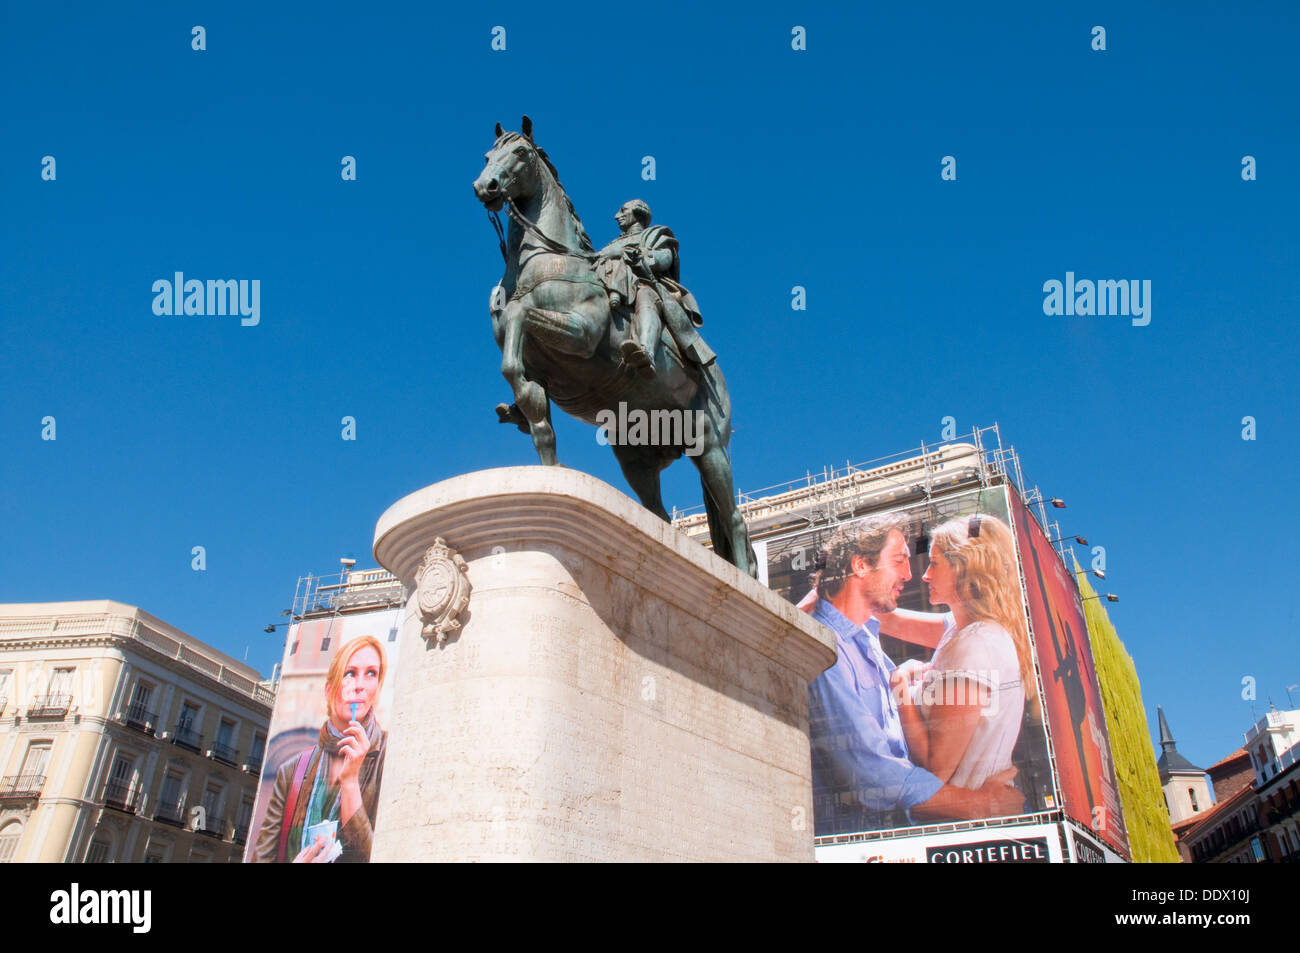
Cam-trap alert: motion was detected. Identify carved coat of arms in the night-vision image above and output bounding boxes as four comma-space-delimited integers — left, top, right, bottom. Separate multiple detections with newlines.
414, 537, 471, 644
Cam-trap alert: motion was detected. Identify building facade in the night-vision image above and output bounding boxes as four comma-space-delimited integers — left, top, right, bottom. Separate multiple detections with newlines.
0, 601, 273, 863
1246, 709, 1300, 862
1169, 708, 1300, 863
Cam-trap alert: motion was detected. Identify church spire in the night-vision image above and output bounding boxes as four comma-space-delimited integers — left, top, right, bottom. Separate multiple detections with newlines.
1158, 705, 1175, 749
1156, 705, 1202, 780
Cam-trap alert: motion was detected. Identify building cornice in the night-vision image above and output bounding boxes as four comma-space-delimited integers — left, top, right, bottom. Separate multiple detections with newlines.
0, 627, 272, 714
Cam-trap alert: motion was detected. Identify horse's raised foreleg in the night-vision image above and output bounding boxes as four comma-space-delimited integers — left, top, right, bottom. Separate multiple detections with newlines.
500, 298, 557, 465
523, 281, 608, 358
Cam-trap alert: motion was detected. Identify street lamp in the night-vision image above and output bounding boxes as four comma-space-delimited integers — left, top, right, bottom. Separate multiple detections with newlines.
1048, 534, 1088, 546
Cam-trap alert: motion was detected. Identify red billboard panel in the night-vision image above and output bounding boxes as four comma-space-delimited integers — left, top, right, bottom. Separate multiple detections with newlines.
1009, 492, 1129, 857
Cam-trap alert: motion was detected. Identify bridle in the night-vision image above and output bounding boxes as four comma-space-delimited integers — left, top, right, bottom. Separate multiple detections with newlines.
487, 200, 599, 264
483, 144, 598, 264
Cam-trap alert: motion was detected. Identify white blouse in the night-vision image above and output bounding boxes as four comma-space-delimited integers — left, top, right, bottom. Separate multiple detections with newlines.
913, 620, 1026, 790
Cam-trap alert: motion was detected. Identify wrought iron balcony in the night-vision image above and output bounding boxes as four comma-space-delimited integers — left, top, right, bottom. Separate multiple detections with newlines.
209, 741, 238, 766
27, 694, 72, 718
154, 797, 186, 827
103, 778, 139, 814
0, 774, 46, 800
171, 723, 203, 752
125, 700, 158, 734
243, 752, 264, 774
233, 823, 250, 846
195, 813, 225, 839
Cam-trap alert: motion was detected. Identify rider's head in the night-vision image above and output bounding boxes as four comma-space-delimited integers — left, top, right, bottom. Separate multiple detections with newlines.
616, 200, 651, 232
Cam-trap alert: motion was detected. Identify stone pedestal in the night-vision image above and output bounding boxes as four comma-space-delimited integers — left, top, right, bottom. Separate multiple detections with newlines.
368, 467, 835, 862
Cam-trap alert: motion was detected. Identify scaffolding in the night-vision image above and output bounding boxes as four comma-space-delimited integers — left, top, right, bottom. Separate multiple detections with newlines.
290, 567, 406, 620
672, 423, 1041, 543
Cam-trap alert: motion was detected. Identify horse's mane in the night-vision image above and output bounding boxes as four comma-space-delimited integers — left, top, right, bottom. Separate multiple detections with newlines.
497, 132, 594, 253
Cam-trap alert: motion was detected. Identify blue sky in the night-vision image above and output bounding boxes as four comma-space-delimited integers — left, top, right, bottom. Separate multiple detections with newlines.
2, 2, 1297, 776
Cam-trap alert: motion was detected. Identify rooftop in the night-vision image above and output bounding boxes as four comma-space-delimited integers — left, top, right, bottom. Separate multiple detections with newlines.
0, 600, 273, 708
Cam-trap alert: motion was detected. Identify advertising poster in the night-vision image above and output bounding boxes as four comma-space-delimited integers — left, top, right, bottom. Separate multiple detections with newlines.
816, 822, 1066, 863
765, 487, 1055, 839
243, 608, 404, 863
1009, 492, 1130, 858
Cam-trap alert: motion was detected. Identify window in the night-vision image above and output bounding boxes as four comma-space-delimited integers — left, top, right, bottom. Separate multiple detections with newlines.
47, 667, 74, 698
0, 822, 21, 863
0, 669, 11, 709
178, 701, 200, 731
200, 782, 224, 833
158, 770, 185, 819
105, 754, 136, 807
85, 838, 111, 863
110, 755, 134, 785
234, 795, 254, 842
130, 680, 154, 708
175, 701, 202, 747
1189, 788, 1199, 812
249, 732, 266, 764
19, 742, 51, 781
216, 719, 235, 747
128, 681, 156, 724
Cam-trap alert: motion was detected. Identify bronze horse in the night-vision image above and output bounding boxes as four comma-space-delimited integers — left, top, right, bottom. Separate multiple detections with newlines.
472, 117, 755, 576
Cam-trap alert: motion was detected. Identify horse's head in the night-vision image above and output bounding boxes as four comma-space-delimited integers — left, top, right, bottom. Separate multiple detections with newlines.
473, 116, 542, 212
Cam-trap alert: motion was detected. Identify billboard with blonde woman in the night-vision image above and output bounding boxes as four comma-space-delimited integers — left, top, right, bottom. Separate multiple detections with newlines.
765, 487, 1056, 839
243, 608, 403, 862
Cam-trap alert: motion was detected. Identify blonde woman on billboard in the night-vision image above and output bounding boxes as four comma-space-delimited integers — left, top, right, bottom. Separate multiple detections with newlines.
252, 635, 389, 863
888, 514, 1037, 791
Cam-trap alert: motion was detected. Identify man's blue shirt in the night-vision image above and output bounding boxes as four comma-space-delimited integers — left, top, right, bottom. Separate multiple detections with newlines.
807, 598, 944, 834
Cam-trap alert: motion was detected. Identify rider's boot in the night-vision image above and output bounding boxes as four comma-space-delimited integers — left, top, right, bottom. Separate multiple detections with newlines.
495, 402, 531, 434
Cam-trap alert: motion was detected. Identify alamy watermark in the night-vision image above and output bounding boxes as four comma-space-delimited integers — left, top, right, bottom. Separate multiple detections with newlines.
50, 883, 151, 933
1042, 272, 1150, 326
595, 401, 708, 457
152, 273, 260, 326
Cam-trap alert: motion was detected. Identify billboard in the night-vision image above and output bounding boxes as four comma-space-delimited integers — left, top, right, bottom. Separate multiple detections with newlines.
1009, 491, 1129, 858
1065, 824, 1127, 863
765, 486, 1057, 839
244, 607, 404, 863
816, 822, 1066, 863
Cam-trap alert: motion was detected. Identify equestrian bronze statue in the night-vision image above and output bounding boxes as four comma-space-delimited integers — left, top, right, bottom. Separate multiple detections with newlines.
472, 117, 755, 576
